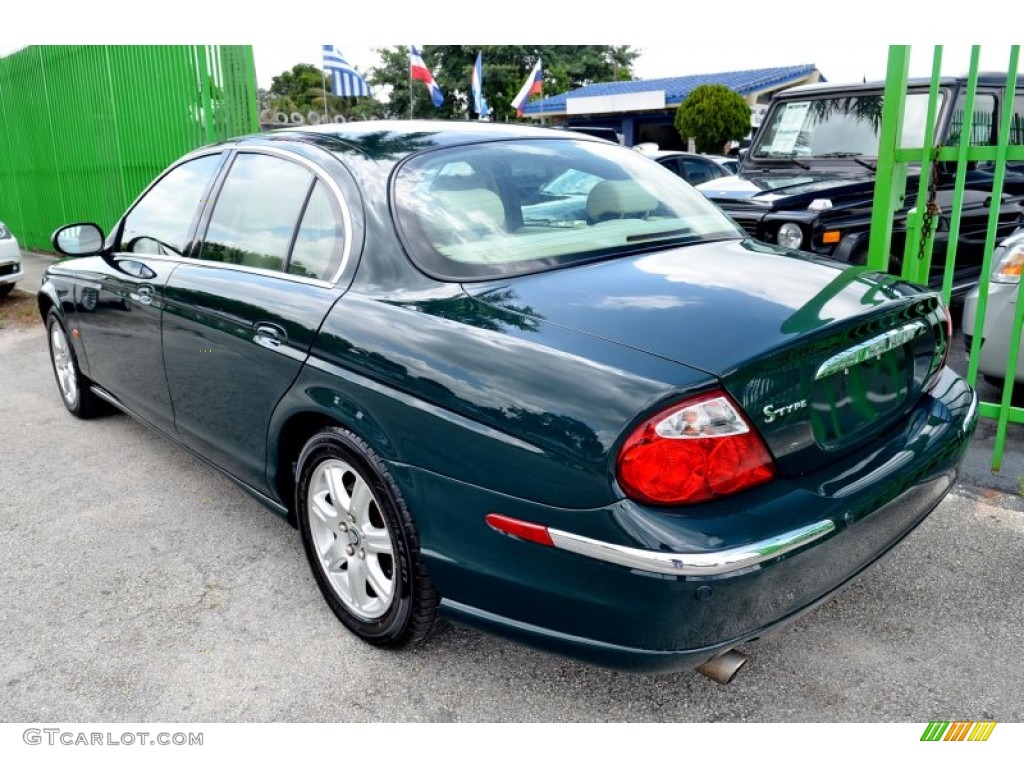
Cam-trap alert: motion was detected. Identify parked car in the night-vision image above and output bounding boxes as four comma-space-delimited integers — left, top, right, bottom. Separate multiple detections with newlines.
962, 228, 1024, 383
0, 221, 23, 297
703, 154, 741, 174
636, 147, 735, 185
698, 73, 1024, 298
41, 121, 977, 676
553, 125, 622, 144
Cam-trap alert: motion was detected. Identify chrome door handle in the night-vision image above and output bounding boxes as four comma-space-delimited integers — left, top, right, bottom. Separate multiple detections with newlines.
253, 322, 286, 349
135, 285, 154, 305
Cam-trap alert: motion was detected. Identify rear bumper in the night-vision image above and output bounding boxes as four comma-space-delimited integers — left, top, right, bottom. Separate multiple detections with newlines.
442, 469, 957, 672
395, 367, 977, 672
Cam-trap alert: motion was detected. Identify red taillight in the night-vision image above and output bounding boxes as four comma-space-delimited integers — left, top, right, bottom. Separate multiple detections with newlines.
616, 391, 776, 505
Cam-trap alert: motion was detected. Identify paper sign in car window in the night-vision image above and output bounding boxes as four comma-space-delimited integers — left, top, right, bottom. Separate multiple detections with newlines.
769, 102, 811, 154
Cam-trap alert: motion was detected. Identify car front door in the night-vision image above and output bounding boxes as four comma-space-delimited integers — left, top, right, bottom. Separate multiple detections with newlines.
72, 152, 226, 434
161, 149, 350, 493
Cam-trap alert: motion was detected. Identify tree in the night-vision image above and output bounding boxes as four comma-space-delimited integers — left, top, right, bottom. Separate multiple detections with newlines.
267, 63, 387, 120
674, 84, 751, 154
369, 46, 638, 121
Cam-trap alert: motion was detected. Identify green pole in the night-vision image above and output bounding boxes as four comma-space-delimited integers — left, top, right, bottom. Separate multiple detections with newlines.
940, 47, 981, 300
988, 46, 1021, 472
903, 46, 943, 285
867, 45, 910, 272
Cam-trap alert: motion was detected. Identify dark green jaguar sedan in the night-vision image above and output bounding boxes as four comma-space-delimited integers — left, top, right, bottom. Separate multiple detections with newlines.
39, 121, 978, 679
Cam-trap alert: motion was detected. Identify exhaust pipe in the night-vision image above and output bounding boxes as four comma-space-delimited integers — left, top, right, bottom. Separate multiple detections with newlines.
695, 649, 748, 684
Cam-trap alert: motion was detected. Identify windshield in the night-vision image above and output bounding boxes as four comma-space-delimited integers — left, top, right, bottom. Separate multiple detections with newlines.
393, 139, 742, 280
752, 92, 944, 159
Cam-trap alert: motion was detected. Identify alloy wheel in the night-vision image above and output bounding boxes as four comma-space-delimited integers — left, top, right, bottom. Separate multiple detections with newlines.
307, 458, 396, 620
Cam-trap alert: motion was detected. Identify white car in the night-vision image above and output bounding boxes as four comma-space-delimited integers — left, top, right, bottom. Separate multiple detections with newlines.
0, 221, 24, 298
963, 228, 1024, 383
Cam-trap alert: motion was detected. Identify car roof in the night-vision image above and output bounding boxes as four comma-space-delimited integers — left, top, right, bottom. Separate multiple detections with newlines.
779, 72, 1024, 97
645, 150, 734, 166
645, 150, 704, 160
245, 120, 603, 161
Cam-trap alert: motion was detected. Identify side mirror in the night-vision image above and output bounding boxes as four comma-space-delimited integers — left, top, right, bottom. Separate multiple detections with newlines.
52, 223, 105, 257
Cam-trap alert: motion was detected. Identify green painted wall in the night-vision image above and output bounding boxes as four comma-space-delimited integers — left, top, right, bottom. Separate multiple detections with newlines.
0, 45, 259, 251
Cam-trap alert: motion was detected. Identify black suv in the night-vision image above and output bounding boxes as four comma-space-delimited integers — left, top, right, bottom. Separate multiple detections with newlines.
697, 73, 1024, 296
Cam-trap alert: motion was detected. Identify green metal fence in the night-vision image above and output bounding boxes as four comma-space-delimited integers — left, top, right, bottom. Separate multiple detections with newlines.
870, 45, 1024, 470
0, 45, 259, 252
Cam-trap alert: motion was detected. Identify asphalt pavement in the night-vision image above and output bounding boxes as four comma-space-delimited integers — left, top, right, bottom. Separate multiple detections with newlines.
1, 251, 1022, 722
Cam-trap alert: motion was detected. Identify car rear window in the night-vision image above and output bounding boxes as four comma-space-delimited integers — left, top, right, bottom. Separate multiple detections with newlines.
392, 139, 742, 280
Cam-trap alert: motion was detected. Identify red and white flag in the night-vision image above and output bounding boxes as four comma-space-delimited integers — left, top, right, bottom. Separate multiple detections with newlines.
511, 59, 543, 116
409, 46, 444, 107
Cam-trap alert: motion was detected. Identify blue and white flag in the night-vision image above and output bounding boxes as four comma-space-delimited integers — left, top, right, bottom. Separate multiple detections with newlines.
472, 51, 489, 118
322, 45, 371, 98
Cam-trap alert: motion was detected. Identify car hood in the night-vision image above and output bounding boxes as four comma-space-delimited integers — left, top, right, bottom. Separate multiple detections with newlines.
462, 238, 918, 376
697, 169, 876, 207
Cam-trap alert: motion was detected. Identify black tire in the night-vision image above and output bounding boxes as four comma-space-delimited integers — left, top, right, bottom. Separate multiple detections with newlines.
295, 426, 438, 647
0, 283, 14, 298
45, 310, 105, 419
980, 375, 1024, 405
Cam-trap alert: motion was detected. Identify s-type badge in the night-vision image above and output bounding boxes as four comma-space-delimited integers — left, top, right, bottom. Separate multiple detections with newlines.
763, 399, 808, 424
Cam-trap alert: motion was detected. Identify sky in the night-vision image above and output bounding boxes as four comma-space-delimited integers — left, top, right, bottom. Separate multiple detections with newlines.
254, 43, 1021, 95
2, 2, 1020, 95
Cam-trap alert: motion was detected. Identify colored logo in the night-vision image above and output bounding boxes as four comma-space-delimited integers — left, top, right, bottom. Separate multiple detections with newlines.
921, 721, 997, 741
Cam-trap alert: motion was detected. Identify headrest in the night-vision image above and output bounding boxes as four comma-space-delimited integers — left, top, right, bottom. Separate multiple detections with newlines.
586, 180, 658, 221
422, 188, 506, 245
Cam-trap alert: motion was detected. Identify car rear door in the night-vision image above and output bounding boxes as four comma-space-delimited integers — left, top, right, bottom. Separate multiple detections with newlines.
161, 148, 352, 493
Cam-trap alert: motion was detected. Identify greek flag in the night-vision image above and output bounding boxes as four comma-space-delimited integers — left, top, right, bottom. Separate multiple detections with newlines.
322, 45, 371, 98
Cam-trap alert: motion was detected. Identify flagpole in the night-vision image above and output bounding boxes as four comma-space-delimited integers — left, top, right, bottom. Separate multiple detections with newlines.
539, 59, 544, 126
408, 48, 413, 120
321, 69, 329, 121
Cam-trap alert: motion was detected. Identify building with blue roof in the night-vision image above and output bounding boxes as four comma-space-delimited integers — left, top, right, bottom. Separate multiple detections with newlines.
522, 64, 822, 149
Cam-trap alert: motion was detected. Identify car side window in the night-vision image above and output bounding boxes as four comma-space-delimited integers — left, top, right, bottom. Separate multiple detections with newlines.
660, 159, 684, 179
1011, 91, 1024, 146
201, 153, 314, 272
288, 180, 345, 280
949, 92, 996, 147
682, 159, 717, 186
119, 153, 223, 256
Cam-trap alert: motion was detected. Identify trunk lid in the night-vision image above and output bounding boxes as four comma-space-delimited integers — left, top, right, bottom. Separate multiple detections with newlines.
463, 239, 947, 476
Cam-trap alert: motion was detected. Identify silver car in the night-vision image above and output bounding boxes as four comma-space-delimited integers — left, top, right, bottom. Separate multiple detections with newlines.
0, 221, 23, 298
963, 228, 1024, 383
